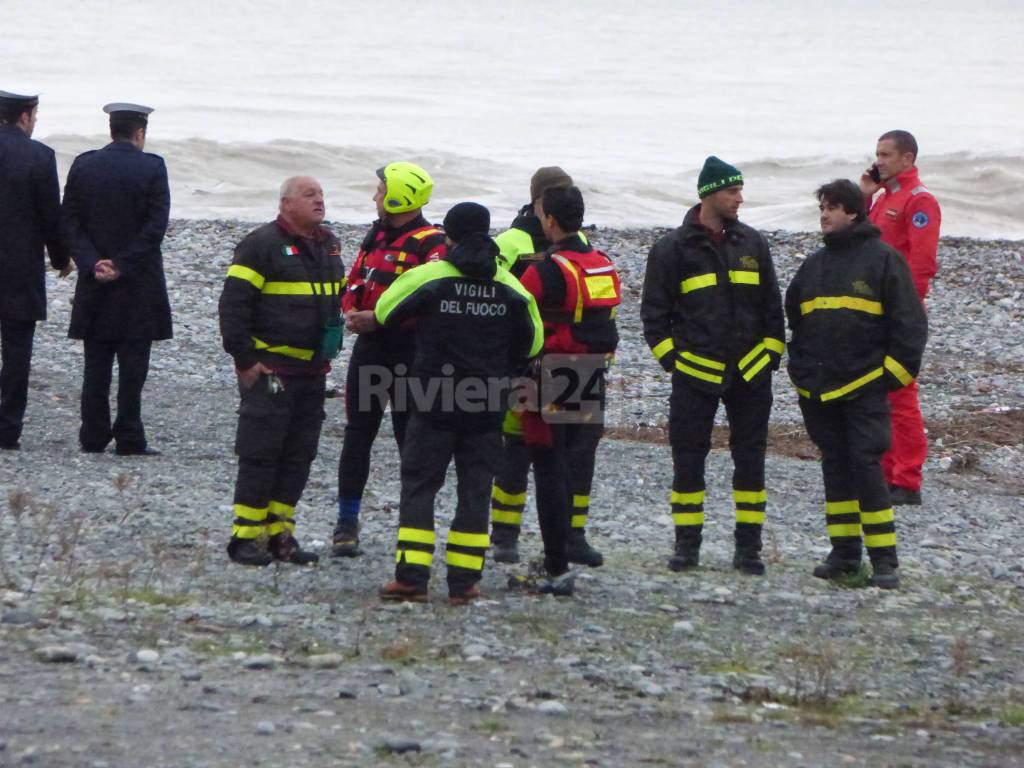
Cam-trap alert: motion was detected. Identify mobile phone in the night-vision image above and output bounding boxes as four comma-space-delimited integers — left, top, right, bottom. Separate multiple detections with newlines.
868, 164, 882, 184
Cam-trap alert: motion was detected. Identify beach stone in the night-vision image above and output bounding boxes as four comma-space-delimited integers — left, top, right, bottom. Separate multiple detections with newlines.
34, 646, 78, 663
2, 610, 36, 626
537, 700, 568, 716
303, 653, 345, 669
242, 655, 277, 670
381, 738, 421, 754
672, 620, 695, 635
255, 721, 275, 736
135, 649, 159, 664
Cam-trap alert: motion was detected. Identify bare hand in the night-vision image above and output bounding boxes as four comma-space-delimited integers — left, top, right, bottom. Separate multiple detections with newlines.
94, 259, 120, 283
859, 169, 881, 198
345, 310, 378, 334
57, 263, 74, 278
238, 362, 273, 389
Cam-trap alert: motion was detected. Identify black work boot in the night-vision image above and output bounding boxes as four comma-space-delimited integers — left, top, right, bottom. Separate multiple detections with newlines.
869, 560, 901, 590
491, 524, 520, 564
668, 538, 700, 572
331, 516, 361, 557
227, 538, 273, 567
732, 525, 765, 575
566, 529, 603, 567
888, 485, 922, 506
812, 549, 862, 580
269, 532, 320, 565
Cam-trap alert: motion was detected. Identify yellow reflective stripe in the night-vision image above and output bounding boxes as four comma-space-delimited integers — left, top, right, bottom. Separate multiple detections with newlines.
673, 512, 705, 526
681, 273, 717, 293
265, 520, 287, 535
861, 509, 895, 525
262, 281, 345, 295
448, 531, 489, 549
680, 350, 726, 371
572, 494, 590, 508
652, 338, 675, 360
763, 337, 784, 354
491, 510, 522, 525
410, 227, 443, 240
733, 489, 767, 504
826, 500, 860, 515
397, 549, 433, 566
267, 500, 294, 519
671, 490, 705, 505
398, 527, 436, 545
884, 355, 913, 386
552, 254, 585, 323
828, 524, 863, 538
820, 367, 884, 402
585, 274, 616, 299
571, 514, 587, 528
251, 337, 314, 361
864, 532, 897, 548
227, 264, 265, 289
676, 361, 724, 384
741, 354, 772, 381
491, 487, 526, 506
728, 269, 759, 285
234, 504, 268, 521
796, 387, 810, 398
446, 551, 484, 571
735, 509, 766, 524
800, 296, 883, 316
738, 343, 766, 370
231, 523, 266, 539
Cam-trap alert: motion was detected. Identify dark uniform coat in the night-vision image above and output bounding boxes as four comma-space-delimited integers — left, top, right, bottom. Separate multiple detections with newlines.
62, 140, 172, 340
0, 124, 68, 321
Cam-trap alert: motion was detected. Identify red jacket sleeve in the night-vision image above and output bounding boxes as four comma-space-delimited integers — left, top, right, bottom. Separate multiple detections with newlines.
904, 194, 941, 299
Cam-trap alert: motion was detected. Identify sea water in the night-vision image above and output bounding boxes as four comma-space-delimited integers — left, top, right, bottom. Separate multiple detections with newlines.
4, 0, 1023, 237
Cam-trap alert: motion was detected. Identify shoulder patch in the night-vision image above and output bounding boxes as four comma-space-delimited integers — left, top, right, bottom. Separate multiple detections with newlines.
740, 254, 758, 269
885, 208, 899, 219
851, 280, 874, 297
911, 211, 930, 229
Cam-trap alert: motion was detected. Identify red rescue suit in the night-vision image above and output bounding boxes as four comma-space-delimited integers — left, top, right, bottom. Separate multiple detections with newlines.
868, 166, 941, 493
342, 223, 445, 313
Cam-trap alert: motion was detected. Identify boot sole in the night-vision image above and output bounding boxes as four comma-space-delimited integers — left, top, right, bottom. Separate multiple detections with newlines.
380, 592, 429, 603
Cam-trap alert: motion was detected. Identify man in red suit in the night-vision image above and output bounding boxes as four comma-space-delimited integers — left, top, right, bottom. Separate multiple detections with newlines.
860, 130, 941, 506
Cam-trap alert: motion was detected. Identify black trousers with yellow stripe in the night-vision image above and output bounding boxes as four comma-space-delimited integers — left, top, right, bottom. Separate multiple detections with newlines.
668, 373, 772, 551
491, 422, 603, 541
394, 412, 502, 594
231, 373, 325, 541
799, 392, 898, 566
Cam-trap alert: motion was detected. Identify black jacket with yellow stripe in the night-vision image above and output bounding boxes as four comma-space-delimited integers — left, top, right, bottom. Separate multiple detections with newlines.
641, 204, 785, 393
219, 217, 345, 374
785, 220, 927, 402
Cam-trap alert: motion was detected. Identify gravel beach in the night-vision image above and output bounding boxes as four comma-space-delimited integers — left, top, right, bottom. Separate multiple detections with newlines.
1, 220, 1022, 767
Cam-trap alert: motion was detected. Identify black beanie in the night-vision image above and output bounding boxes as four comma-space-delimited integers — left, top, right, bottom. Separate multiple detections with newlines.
443, 202, 491, 243
697, 156, 743, 198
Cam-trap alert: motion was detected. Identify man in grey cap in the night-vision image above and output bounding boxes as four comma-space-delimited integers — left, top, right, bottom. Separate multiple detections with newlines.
0, 90, 71, 450
62, 103, 172, 455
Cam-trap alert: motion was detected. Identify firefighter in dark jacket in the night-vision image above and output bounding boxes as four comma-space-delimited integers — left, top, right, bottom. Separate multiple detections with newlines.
63, 103, 171, 455
787, 179, 928, 590
489, 167, 603, 568
219, 176, 345, 566
0, 90, 70, 450
517, 185, 621, 596
641, 157, 784, 575
369, 203, 543, 603
331, 162, 446, 557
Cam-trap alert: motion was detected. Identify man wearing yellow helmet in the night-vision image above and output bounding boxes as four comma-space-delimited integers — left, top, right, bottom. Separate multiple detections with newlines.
332, 162, 446, 556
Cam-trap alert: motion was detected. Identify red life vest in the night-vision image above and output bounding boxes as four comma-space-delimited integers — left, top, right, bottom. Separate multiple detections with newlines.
342, 224, 445, 312
541, 248, 621, 354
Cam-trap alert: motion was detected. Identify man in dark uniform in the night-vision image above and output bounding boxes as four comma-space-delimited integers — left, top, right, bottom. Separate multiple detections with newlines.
0, 90, 71, 450
219, 176, 344, 566
62, 103, 171, 455
641, 157, 785, 575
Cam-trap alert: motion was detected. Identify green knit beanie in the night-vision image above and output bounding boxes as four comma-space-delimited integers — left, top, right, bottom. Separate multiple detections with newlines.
697, 156, 743, 198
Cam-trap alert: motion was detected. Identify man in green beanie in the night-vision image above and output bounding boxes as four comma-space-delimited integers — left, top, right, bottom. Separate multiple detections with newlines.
640, 156, 784, 575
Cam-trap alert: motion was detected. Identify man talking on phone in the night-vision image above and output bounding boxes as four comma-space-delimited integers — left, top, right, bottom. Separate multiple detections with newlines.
860, 130, 941, 506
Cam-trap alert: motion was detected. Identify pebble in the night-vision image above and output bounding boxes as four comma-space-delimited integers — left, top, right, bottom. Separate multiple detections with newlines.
672, 620, 696, 635
180, 669, 203, 682
135, 649, 159, 664
303, 653, 345, 669
254, 722, 275, 736
536, 701, 568, 716
242, 655, 277, 670
34, 646, 78, 664
1, 610, 36, 625
381, 738, 421, 754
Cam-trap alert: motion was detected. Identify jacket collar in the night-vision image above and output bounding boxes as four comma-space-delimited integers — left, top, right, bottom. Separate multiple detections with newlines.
883, 166, 920, 194
0, 124, 29, 139
104, 139, 141, 152
550, 233, 589, 254
681, 203, 736, 244
822, 219, 881, 250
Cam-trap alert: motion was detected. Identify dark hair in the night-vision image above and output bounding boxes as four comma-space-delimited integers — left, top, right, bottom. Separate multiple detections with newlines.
110, 116, 147, 141
878, 129, 918, 162
816, 179, 866, 221
0, 103, 33, 125
541, 185, 584, 232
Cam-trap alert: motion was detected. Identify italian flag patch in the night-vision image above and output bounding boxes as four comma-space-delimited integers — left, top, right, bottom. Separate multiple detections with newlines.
282, 245, 299, 256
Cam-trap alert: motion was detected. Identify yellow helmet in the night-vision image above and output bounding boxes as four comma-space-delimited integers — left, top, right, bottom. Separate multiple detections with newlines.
376, 162, 434, 213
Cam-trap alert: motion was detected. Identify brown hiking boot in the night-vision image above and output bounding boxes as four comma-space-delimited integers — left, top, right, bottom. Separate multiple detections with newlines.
269, 533, 320, 565
379, 581, 429, 603
448, 584, 482, 606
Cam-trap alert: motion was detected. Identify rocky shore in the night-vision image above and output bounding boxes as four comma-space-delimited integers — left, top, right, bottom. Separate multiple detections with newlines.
1, 221, 1022, 767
